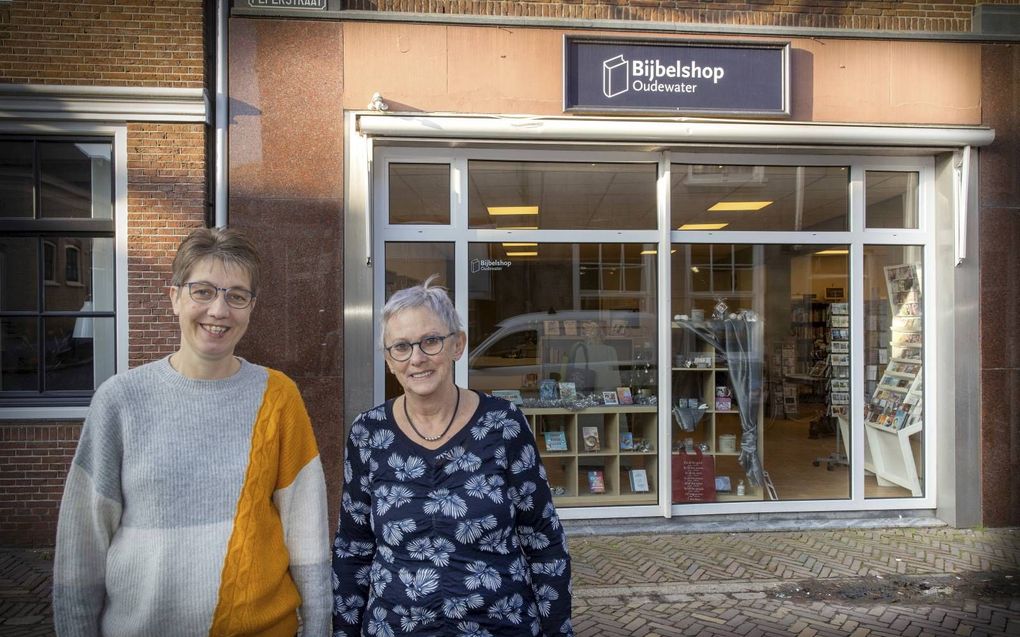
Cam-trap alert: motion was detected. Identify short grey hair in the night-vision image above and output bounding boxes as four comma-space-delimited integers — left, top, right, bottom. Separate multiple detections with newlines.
379, 274, 463, 348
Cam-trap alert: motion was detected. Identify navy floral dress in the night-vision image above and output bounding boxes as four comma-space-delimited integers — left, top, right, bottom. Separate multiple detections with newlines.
332, 392, 573, 637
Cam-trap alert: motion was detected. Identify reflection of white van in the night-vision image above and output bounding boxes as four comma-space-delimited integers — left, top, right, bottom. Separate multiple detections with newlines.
467, 310, 656, 393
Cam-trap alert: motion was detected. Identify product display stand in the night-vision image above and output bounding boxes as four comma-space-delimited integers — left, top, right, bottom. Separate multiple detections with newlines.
813, 303, 849, 470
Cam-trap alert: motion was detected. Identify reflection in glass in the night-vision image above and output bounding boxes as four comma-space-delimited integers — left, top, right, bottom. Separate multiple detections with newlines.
863, 245, 924, 498
0, 238, 39, 311
44, 317, 115, 391
383, 242, 455, 399
40, 142, 112, 219
866, 172, 918, 229
467, 242, 658, 507
0, 141, 34, 218
671, 165, 849, 232
388, 163, 451, 225
468, 161, 657, 230
670, 244, 850, 503
0, 318, 37, 391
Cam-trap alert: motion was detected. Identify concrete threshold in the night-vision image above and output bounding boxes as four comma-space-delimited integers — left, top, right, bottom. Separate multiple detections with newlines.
563, 512, 946, 536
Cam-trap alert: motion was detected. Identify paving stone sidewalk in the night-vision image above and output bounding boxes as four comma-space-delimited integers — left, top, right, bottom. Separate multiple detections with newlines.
2, 526, 1018, 636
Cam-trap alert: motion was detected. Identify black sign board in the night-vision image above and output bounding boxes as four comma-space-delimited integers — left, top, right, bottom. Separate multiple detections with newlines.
247, 0, 326, 8
564, 37, 790, 117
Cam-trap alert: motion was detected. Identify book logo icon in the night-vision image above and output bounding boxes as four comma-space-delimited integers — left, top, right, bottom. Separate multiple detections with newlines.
602, 55, 629, 98
470, 258, 481, 274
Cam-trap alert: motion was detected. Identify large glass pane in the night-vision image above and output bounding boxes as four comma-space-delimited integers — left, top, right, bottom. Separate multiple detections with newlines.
43, 238, 114, 312
0, 141, 34, 218
866, 172, 919, 229
468, 242, 658, 507
44, 316, 115, 391
388, 163, 450, 225
0, 238, 39, 311
863, 245, 924, 498
40, 141, 112, 219
383, 242, 455, 399
0, 318, 37, 391
468, 161, 658, 229
671, 165, 849, 231
670, 244, 850, 504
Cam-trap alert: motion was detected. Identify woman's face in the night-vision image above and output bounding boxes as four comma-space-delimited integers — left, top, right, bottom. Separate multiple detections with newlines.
383, 306, 464, 400
169, 257, 255, 370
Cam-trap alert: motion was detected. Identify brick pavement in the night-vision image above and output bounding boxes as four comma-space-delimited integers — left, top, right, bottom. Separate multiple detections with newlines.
1, 526, 1018, 636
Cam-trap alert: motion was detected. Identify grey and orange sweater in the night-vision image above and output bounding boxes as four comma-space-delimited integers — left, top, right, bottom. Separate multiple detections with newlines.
53, 357, 331, 637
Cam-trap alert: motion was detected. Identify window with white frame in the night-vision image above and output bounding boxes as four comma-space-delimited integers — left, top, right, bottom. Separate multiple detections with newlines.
0, 137, 116, 406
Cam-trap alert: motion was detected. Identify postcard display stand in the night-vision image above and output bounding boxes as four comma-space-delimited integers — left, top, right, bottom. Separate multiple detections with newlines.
525, 405, 658, 506
671, 319, 765, 502
859, 263, 924, 496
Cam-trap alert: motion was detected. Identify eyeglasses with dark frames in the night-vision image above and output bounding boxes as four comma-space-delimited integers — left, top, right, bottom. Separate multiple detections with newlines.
180, 282, 256, 310
384, 332, 457, 362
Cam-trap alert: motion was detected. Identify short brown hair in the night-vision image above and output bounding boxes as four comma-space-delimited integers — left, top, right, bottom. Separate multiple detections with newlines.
171, 227, 262, 294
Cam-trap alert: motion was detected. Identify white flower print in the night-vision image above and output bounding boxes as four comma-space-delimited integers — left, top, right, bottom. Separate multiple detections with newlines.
464, 560, 502, 591
464, 474, 505, 503
423, 488, 468, 518
388, 452, 426, 481
478, 527, 513, 554
382, 518, 417, 545
456, 621, 494, 637
407, 537, 455, 568
333, 537, 375, 559
559, 618, 575, 634
350, 422, 371, 447
365, 406, 387, 421
542, 501, 562, 530
369, 428, 395, 450
399, 567, 440, 601
341, 492, 371, 525
531, 559, 568, 576
366, 606, 394, 637
439, 446, 483, 474
517, 525, 551, 550
508, 481, 537, 512
355, 564, 372, 589
375, 484, 414, 516
487, 593, 524, 624
333, 593, 365, 625
455, 514, 497, 544
511, 444, 537, 474
369, 562, 392, 596
533, 584, 559, 617
471, 410, 520, 441
377, 544, 394, 563
508, 556, 530, 583
494, 446, 508, 469
343, 458, 353, 483
442, 594, 484, 619
393, 605, 438, 632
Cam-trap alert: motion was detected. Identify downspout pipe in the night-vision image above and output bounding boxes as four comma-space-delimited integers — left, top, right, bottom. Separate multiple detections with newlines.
214, 0, 229, 228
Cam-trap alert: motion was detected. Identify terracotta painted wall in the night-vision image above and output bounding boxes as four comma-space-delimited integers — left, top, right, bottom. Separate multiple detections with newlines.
341, 23, 982, 126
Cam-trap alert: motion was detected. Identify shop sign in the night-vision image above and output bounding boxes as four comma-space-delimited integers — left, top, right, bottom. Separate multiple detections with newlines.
564, 37, 790, 117
246, 0, 326, 9
471, 258, 511, 273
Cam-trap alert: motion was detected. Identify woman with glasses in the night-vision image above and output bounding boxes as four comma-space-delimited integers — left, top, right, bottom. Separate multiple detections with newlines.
332, 275, 573, 637
54, 228, 331, 636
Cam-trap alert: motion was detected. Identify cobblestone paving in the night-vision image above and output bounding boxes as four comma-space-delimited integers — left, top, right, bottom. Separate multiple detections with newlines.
1, 527, 1018, 636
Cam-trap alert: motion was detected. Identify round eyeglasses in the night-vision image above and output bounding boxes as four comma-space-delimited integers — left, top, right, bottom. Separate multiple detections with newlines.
384, 332, 456, 362
181, 282, 256, 309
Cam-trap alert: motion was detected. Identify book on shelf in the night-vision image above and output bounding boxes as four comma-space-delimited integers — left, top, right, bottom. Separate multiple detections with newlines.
616, 386, 634, 405
587, 469, 606, 493
629, 469, 649, 493
543, 431, 568, 452
557, 382, 577, 400
619, 431, 634, 451
542, 319, 560, 336
581, 426, 601, 452
562, 319, 578, 336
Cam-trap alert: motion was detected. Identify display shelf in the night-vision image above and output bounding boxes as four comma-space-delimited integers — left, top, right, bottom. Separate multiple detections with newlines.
524, 405, 658, 507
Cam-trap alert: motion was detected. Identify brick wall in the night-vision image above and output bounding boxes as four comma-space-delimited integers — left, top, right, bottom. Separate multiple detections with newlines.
0, 0, 204, 86
0, 423, 81, 546
342, 0, 997, 31
127, 122, 208, 368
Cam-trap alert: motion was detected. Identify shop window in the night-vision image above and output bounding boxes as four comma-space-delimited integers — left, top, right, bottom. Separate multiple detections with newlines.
388, 163, 451, 225
383, 242, 455, 400
0, 138, 115, 407
468, 161, 658, 230
670, 243, 857, 504
671, 164, 849, 232
866, 172, 919, 229
863, 245, 924, 498
467, 242, 658, 507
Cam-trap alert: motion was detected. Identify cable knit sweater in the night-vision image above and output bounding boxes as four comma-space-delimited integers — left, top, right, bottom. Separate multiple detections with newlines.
53, 356, 332, 637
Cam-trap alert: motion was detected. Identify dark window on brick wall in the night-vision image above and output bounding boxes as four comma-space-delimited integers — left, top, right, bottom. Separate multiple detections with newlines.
0, 137, 116, 407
